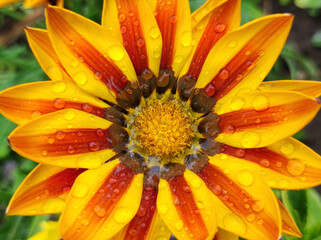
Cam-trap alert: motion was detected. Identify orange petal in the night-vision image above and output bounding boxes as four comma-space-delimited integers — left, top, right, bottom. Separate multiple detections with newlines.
59, 160, 144, 240
0, 81, 110, 125
152, 0, 192, 77
194, 14, 293, 101
258, 80, 321, 98
9, 109, 128, 168
111, 186, 171, 240
102, 0, 162, 78
277, 198, 302, 238
24, 0, 47, 8
198, 155, 281, 240
221, 138, 321, 189
46, 6, 139, 106
7, 164, 85, 215
216, 91, 320, 148
157, 171, 217, 240
25, 28, 72, 81
214, 228, 239, 240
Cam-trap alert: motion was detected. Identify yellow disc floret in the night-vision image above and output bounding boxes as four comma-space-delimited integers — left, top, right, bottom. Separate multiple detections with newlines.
134, 100, 194, 157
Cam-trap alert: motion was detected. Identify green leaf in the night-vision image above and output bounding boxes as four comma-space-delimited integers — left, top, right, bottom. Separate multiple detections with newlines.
189, 0, 207, 12
312, 29, 321, 48
294, 0, 321, 9
241, 0, 263, 24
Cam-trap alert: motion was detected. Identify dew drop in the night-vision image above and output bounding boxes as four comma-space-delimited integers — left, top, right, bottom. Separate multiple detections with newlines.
246, 213, 255, 222
280, 142, 294, 155
42, 198, 65, 213
175, 220, 184, 231
230, 97, 245, 111
118, 13, 126, 23
136, 38, 145, 47
48, 137, 55, 144
71, 59, 79, 67
213, 184, 222, 195
41, 150, 48, 156
228, 40, 236, 48
219, 68, 230, 80
114, 207, 133, 223
51, 81, 66, 93
204, 83, 216, 96
258, 158, 270, 168
82, 103, 94, 113
107, 45, 125, 61
53, 98, 65, 109
237, 170, 254, 186
242, 132, 260, 148
153, 51, 161, 59
223, 214, 247, 234
89, 141, 100, 151
235, 148, 245, 158
286, 159, 305, 176
81, 219, 89, 226
174, 55, 183, 64
73, 72, 87, 85
72, 183, 88, 198
158, 203, 169, 214
222, 124, 236, 134
64, 111, 75, 121
149, 27, 160, 39
94, 205, 106, 217
55, 131, 65, 140
215, 23, 226, 33
252, 95, 269, 112
180, 31, 192, 47
251, 200, 264, 212
190, 178, 202, 189
67, 145, 75, 154
47, 66, 63, 80
31, 111, 42, 119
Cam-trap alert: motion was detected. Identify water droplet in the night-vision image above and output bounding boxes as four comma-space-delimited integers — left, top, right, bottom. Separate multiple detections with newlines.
222, 124, 236, 134
223, 214, 247, 234
237, 170, 254, 186
118, 13, 126, 22
51, 81, 66, 93
72, 183, 88, 198
230, 97, 245, 111
286, 159, 305, 176
174, 55, 183, 64
107, 45, 125, 61
258, 159, 270, 168
70, 40, 75, 45
31, 111, 42, 119
242, 132, 260, 148
64, 111, 75, 121
149, 27, 160, 39
48, 137, 55, 144
67, 145, 75, 154
133, 19, 140, 26
89, 141, 100, 151
73, 72, 87, 85
136, 38, 145, 47
94, 205, 106, 217
53, 98, 65, 109
170, 15, 177, 23
252, 95, 269, 112
47, 66, 63, 80
228, 40, 236, 48
175, 220, 184, 231
81, 219, 89, 226
213, 184, 222, 195
153, 51, 161, 58
158, 203, 169, 214
55, 131, 65, 140
235, 148, 245, 158
280, 143, 294, 155
215, 23, 225, 33
42, 198, 65, 213
180, 31, 192, 47
251, 200, 264, 212
82, 103, 94, 113
114, 207, 133, 223
204, 83, 216, 96
246, 213, 255, 222
219, 68, 230, 80
190, 178, 202, 189
256, 218, 264, 225
245, 50, 251, 56
71, 59, 79, 67
41, 150, 48, 156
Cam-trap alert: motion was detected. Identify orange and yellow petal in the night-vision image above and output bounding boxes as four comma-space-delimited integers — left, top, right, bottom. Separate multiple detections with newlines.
221, 138, 321, 189
0, 0, 20, 8
59, 160, 143, 240
8, 109, 128, 168
46, 6, 138, 104
0, 81, 109, 125
194, 14, 293, 102
198, 155, 281, 240
157, 170, 217, 240
25, 28, 71, 82
277, 198, 302, 238
258, 80, 321, 98
102, 0, 162, 77
151, 0, 192, 77
7, 164, 85, 216
214, 228, 239, 240
216, 91, 320, 148
111, 186, 171, 240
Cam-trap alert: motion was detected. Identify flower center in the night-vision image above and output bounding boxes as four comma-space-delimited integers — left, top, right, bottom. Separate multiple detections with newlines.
134, 100, 194, 157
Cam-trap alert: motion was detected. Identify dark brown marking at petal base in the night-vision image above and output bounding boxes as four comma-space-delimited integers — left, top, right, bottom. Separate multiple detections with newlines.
156, 68, 176, 94
184, 153, 209, 174
138, 69, 157, 98
144, 166, 160, 188
198, 112, 220, 138
199, 139, 222, 156
120, 151, 145, 174
190, 88, 216, 113
177, 75, 197, 101
116, 81, 141, 109
160, 163, 185, 181
104, 107, 126, 127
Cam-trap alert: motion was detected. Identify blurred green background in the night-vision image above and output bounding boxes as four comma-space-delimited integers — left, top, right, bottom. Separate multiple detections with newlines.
0, 0, 321, 239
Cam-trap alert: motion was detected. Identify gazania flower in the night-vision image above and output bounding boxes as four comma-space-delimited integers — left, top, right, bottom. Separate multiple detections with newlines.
2, 0, 321, 239
0, 0, 63, 8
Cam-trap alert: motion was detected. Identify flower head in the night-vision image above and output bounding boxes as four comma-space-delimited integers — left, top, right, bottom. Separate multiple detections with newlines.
2, 0, 321, 239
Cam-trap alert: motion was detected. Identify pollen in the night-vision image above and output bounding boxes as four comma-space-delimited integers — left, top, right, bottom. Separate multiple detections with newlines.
134, 100, 194, 157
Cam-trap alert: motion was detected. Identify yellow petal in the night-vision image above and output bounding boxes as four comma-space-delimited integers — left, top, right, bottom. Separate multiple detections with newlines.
7, 164, 85, 215
24, 0, 47, 8
102, 0, 162, 77
8, 109, 128, 168
157, 172, 217, 240
277, 198, 302, 238
28, 221, 60, 240
0, 80, 109, 125
214, 228, 239, 240
59, 160, 143, 240
0, 0, 20, 8
221, 137, 321, 189
25, 28, 72, 81
258, 80, 321, 98
195, 14, 293, 101
46, 6, 138, 104
216, 91, 320, 148
198, 155, 281, 240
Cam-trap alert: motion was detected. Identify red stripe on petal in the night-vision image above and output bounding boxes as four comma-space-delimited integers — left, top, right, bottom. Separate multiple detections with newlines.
123, 186, 158, 239
9, 168, 86, 214
207, 17, 289, 100
221, 144, 320, 181
219, 98, 316, 132
198, 164, 278, 235
168, 176, 209, 240
10, 125, 128, 157
188, 0, 238, 79
115, 0, 149, 75
155, 0, 178, 69
63, 164, 135, 239
0, 97, 105, 120
47, 8, 127, 93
